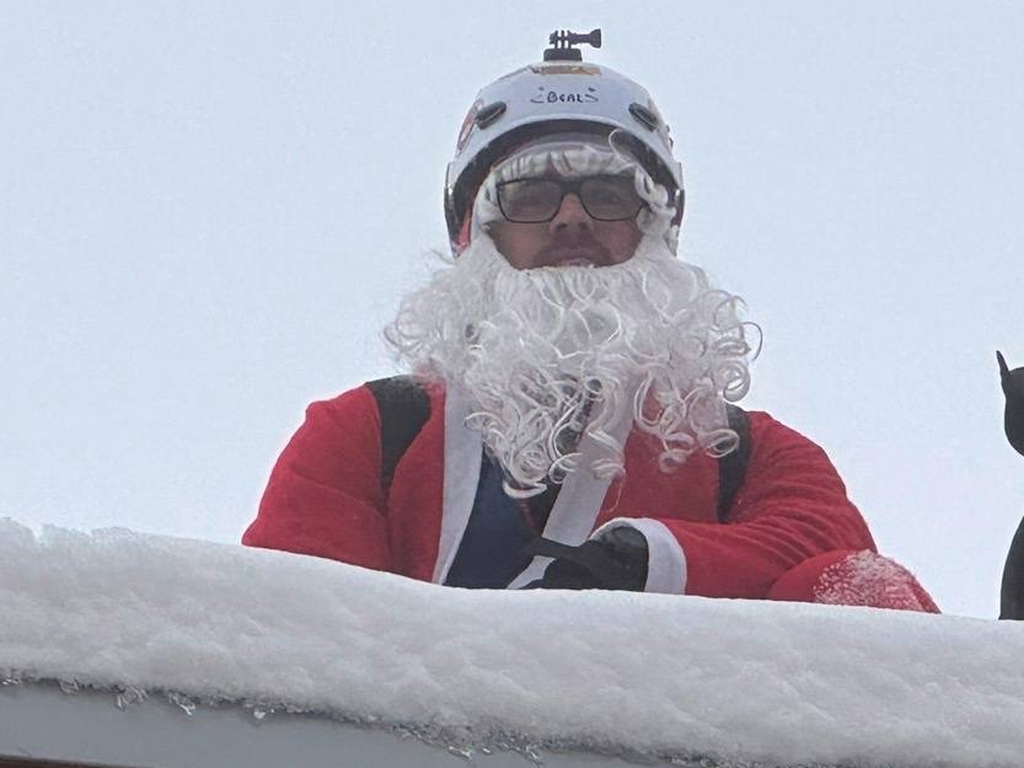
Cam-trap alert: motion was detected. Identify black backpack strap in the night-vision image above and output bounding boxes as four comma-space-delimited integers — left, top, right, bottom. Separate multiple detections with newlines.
717, 405, 751, 522
365, 376, 431, 493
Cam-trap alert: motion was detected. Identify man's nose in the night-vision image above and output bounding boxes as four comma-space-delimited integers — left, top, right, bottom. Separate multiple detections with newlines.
548, 193, 593, 233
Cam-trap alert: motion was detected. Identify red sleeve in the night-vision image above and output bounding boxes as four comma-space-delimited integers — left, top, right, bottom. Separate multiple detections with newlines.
242, 386, 392, 571
659, 412, 876, 599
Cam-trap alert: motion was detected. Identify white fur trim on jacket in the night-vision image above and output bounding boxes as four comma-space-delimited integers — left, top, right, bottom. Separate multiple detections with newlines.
433, 384, 483, 584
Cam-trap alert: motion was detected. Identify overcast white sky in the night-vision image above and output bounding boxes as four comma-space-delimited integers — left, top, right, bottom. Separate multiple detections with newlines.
2, 1, 1022, 618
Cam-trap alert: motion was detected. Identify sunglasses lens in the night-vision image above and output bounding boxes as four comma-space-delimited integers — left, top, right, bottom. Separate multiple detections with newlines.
579, 177, 643, 221
497, 180, 563, 223
495, 176, 644, 223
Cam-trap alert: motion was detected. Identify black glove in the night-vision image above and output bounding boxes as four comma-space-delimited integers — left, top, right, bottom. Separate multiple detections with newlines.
522, 527, 649, 591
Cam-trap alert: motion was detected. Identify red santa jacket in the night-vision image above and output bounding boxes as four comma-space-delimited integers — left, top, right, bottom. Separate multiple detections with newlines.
242, 381, 910, 602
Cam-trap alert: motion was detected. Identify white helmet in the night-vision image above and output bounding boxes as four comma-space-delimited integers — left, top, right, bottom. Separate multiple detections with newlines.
444, 29, 685, 251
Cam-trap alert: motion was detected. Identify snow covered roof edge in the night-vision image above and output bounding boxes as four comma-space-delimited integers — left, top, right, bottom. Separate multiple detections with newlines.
1, 518, 1022, 768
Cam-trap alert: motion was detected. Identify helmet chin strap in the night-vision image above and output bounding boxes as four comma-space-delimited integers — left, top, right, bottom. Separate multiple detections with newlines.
454, 212, 474, 255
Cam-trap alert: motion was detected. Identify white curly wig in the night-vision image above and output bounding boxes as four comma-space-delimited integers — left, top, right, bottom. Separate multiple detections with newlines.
385, 136, 756, 497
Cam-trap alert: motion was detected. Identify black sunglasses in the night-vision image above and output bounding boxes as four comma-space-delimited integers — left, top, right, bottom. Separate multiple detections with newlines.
495, 175, 644, 223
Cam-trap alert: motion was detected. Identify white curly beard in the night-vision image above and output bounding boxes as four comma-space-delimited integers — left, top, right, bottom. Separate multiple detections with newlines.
384, 232, 753, 497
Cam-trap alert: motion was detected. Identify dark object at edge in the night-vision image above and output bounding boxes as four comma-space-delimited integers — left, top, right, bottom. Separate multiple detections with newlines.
998, 351, 1024, 456
997, 350, 1024, 619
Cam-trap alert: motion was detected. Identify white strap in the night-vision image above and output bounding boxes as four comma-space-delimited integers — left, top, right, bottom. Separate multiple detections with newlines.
432, 385, 482, 584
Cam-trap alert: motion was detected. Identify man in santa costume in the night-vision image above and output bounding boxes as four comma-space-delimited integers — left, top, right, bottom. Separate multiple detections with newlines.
243, 32, 937, 612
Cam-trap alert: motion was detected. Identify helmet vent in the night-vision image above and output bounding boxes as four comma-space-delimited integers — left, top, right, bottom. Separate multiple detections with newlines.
474, 101, 507, 129
628, 103, 659, 131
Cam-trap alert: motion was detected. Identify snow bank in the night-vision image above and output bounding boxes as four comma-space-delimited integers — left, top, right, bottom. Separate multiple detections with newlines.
0, 518, 1021, 767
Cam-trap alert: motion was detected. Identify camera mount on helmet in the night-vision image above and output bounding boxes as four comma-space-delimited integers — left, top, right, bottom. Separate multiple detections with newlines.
544, 29, 602, 62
